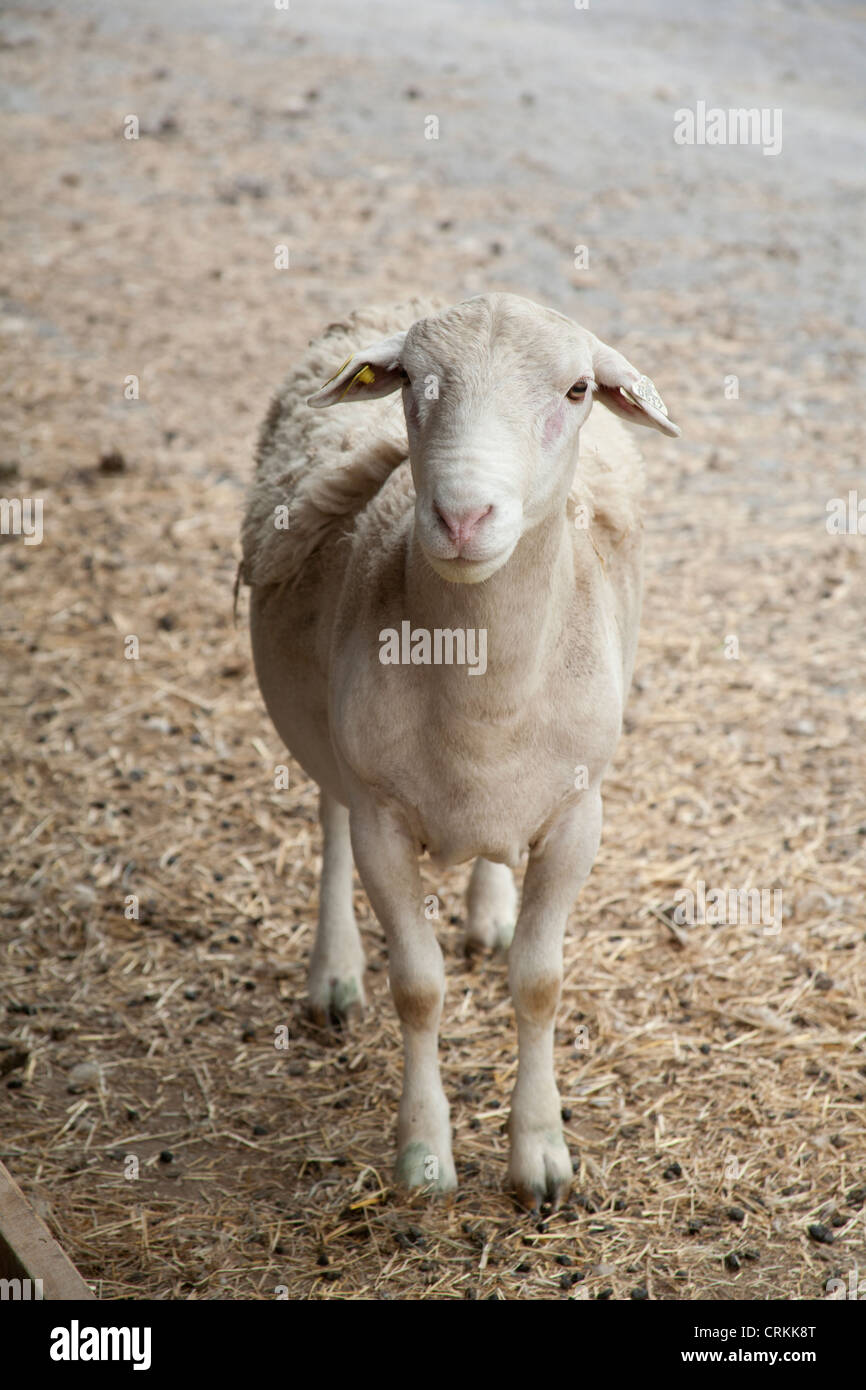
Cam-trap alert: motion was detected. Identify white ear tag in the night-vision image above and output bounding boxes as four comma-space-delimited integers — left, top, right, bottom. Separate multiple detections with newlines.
620, 374, 670, 417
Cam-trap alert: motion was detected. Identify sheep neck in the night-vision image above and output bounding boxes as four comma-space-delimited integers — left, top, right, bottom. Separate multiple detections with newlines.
404, 506, 574, 685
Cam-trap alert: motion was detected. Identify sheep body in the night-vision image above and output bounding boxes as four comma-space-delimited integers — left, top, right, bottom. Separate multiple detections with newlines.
240, 294, 677, 1205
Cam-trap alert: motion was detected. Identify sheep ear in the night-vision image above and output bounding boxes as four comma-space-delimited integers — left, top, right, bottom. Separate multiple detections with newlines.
306, 332, 407, 407
591, 337, 680, 437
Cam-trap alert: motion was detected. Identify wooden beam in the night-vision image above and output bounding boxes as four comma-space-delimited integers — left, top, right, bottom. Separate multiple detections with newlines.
0, 1160, 95, 1300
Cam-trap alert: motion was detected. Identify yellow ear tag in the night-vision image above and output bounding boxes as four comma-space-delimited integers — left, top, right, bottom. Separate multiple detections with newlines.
320, 355, 354, 389
338, 362, 376, 401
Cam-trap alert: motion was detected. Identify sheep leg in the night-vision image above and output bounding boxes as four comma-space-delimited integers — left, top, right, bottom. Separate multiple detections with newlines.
507, 791, 603, 1210
308, 790, 366, 1026
350, 795, 456, 1193
465, 857, 518, 953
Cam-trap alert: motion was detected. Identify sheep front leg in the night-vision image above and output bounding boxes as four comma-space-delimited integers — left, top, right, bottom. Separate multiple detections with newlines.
350, 795, 456, 1193
507, 791, 603, 1209
308, 790, 366, 1026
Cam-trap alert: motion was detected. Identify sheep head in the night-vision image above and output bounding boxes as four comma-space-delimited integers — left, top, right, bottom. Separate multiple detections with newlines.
307, 293, 679, 585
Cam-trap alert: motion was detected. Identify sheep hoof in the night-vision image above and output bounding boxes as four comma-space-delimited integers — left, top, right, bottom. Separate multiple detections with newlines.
508, 1131, 573, 1211
308, 972, 365, 1028
394, 1141, 458, 1195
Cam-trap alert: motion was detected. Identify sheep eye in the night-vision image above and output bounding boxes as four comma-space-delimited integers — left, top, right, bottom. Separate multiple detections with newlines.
566, 380, 588, 401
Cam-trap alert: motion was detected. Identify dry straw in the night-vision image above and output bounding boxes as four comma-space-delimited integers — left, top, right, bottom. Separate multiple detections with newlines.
1, 8, 864, 1301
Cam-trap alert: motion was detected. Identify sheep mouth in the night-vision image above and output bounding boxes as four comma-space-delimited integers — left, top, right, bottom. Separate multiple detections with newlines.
423, 547, 514, 586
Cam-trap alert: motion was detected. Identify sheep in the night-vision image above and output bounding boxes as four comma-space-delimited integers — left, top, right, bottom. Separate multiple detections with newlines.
239, 293, 679, 1208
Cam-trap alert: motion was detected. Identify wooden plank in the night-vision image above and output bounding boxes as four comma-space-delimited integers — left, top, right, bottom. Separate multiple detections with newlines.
0, 1160, 95, 1300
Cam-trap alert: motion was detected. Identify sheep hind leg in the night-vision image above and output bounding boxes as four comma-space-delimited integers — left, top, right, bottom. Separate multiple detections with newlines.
308, 789, 366, 1027
464, 858, 517, 954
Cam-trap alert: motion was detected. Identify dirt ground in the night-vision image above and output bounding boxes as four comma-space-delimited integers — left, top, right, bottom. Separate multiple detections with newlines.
1, 1, 864, 1300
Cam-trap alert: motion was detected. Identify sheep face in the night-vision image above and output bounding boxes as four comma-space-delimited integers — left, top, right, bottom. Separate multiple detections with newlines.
401, 295, 599, 584
307, 292, 679, 585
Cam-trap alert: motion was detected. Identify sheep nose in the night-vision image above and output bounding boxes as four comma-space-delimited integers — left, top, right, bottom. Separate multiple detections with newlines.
434, 501, 493, 548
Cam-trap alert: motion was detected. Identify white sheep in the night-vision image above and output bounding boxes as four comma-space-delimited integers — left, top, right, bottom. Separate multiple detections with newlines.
240, 293, 679, 1207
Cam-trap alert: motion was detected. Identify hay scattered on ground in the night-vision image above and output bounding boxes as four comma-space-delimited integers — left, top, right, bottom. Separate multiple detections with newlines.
1, 5, 864, 1299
